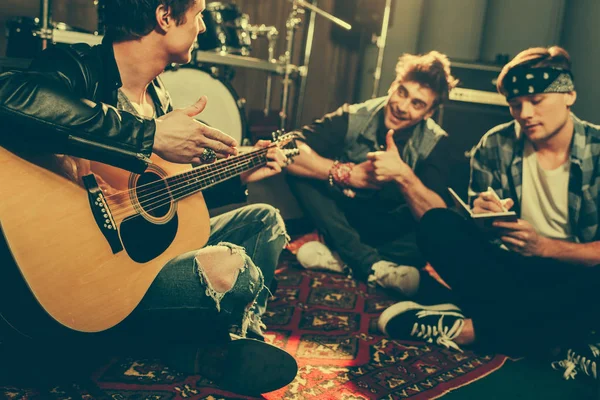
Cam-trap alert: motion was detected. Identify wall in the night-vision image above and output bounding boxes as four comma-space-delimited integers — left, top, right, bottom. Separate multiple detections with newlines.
480, 0, 565, 62
418, 0, 487, 60
358, 0, 600, 125
560, 0, 600, 124
358, 0, 424, 100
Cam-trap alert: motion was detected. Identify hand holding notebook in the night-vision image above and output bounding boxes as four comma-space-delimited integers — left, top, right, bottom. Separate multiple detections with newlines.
448, 187, 517, 230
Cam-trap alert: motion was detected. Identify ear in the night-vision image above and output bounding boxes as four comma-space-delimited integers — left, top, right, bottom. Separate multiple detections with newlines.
565, 91, 577, 107
155, 4, 173, 33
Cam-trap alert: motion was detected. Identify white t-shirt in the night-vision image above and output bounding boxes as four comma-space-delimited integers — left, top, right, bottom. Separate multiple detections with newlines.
520, 141, 574, 241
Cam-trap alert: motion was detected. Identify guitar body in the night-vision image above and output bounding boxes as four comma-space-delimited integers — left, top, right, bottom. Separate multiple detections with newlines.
0, 147, 210, 333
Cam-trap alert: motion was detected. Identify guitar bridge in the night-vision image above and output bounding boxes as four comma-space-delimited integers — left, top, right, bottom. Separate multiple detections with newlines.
82, 174, 123, 254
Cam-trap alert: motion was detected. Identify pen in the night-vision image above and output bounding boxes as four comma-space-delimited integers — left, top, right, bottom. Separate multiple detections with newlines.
487, 187, 508, 212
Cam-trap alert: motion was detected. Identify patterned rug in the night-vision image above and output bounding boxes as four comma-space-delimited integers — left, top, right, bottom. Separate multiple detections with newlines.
1, 252, 509, 400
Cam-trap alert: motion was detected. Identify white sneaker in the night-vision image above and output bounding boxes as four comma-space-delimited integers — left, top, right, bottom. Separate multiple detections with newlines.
296, 241, 346, 273
369, 260, 420, 297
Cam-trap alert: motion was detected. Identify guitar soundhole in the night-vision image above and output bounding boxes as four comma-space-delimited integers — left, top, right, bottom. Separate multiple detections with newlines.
119, 170, 179, 263
136, 171, 172, 218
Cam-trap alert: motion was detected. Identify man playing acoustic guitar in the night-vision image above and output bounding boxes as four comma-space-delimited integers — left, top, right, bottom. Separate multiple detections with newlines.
0, 0, 296, 395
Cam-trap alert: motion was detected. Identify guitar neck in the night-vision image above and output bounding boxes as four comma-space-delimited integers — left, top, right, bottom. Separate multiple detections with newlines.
166, 148, 268, 201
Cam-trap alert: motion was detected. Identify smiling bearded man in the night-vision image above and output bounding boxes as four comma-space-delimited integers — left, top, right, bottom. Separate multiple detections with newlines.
285, 51, 458, 295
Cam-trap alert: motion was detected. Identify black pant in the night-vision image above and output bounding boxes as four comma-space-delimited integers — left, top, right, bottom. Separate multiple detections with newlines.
417, 208, 600, 356
288, 176, 425, 280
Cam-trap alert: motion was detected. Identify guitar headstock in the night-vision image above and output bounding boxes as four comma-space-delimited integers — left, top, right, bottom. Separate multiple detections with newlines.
272, 130, 300, 163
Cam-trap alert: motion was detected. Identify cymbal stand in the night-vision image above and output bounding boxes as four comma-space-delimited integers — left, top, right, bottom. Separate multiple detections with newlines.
249, 24, 279, 117
281, 0, 352, 130
279, 3, 304, 130
264, 28, 279, 117
39, 0, 53, 50
371, 0, 393, 98
292, 0, 317, 127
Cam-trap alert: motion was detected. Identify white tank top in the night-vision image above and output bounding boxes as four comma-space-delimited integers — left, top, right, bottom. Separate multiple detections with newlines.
520, 141, 573, 241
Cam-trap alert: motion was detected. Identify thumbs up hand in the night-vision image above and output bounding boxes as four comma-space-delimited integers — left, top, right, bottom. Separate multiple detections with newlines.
366, 129, 412, 183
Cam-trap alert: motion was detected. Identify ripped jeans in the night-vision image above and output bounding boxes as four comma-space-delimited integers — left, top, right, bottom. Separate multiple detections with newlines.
109, 203, 289, 345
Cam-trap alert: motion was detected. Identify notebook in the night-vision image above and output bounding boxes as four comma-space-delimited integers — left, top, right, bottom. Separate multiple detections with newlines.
448, 187, 517, 229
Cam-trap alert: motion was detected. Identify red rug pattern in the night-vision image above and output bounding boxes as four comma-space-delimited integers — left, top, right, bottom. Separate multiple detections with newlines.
1, 252, 509, 399
261, 254, 508, 399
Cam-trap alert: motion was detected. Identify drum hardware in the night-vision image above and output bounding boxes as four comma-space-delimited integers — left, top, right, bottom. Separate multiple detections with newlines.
40, 0, 52, 50
291, 0, 352, 31
247, 24, 279, 116
194, 51, 286, 75
6, 17, 102, 59
7, 0, 103, 59
197, 2, 252, 56
280, 0, 352, 130
51, 29, 102, 46
21, 0, 353, 135
277, 3, 303, 130
371, 0, 393, 98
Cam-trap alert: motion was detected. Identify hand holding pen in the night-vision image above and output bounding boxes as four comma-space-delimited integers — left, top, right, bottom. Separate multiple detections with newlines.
472, 187, 515, 215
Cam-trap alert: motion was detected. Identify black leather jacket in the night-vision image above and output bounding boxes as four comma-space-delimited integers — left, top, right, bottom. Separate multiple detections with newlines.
0, 39, 246, 205
0, 39, 164, 173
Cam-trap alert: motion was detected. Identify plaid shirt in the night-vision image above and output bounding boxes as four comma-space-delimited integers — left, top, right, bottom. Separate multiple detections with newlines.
469, 114, 600, 243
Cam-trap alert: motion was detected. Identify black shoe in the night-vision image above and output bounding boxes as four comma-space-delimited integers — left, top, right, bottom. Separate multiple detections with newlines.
378, 301, 465, 352
168, 335, 298, 395
552, 343, 599, 380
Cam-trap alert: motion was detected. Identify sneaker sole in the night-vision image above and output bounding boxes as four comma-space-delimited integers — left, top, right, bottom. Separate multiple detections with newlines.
378, 301, 462, 337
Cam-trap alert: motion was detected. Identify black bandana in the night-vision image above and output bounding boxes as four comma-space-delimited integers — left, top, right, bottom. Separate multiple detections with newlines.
502, 67, 575, 101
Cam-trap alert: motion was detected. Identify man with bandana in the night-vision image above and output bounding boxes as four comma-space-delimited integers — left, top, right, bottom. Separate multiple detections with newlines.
377, 46, 600, 380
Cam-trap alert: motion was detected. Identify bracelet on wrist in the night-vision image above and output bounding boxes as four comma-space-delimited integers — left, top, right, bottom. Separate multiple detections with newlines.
328, 160, 355, 189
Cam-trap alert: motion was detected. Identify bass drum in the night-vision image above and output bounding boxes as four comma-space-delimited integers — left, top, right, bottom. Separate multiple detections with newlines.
160, 68, 247, 144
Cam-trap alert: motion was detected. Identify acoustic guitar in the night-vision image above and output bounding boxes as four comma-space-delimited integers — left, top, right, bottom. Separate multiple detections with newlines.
0, 131, 298, 333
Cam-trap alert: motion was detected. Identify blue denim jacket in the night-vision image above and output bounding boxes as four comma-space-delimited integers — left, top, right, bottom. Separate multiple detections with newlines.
342, 97, 447, 170
469, 114, 600, 243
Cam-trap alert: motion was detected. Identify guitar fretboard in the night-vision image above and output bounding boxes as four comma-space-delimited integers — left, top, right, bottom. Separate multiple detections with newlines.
166, 149, 269, 201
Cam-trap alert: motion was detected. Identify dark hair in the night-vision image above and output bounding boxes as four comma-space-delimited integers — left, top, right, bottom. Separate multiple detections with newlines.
497, 46, 572, 95
390, 51, 458, 107
99, 0, 196, 41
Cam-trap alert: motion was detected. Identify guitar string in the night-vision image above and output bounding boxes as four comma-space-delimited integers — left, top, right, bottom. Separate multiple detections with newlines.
104, 137, 296, 211
108, 157, 263, 220
102, 137, 294, 203
100, 137, 296, 220
104, 150, 265, 218
104, 147, 269, 203
127, 144, 296, 219
106, 151, 269, 220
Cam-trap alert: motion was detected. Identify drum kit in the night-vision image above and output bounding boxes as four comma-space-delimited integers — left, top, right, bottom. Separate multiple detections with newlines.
2, 0, 364, 144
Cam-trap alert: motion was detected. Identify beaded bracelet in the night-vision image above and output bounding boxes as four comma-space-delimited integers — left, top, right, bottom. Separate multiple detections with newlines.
328, 161, 357, 198
328, 161, 353, 187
